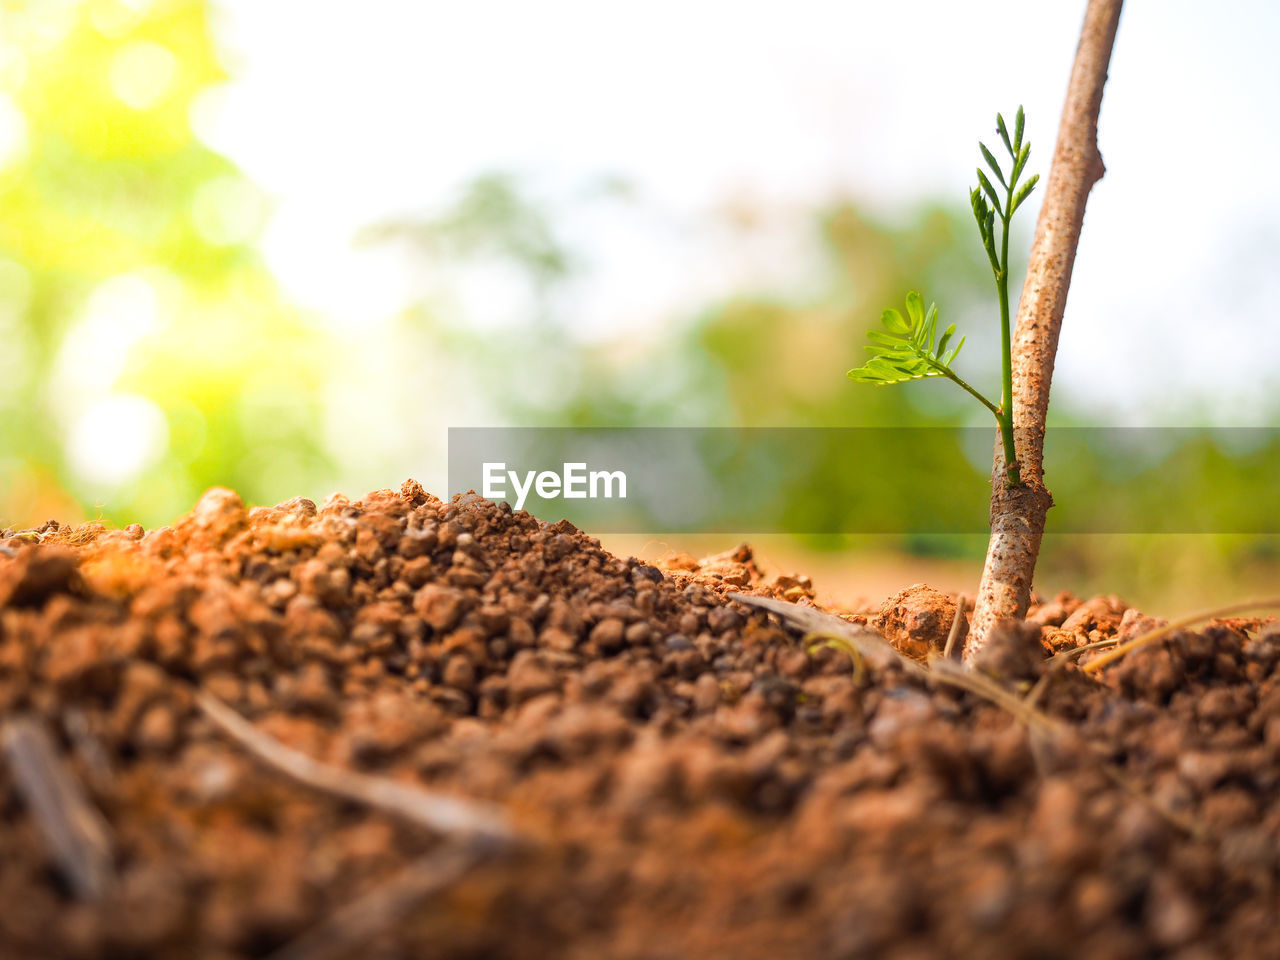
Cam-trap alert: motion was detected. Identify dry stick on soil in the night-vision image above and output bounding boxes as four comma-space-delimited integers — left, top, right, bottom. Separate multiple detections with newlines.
740, 595, 1203, 837
728, 594, 927, 677
198, 692, 524, 960
1023, 635, 1121, 709
1, 715, 114, 900
928, 659, 1204, 838
966, 0, 1125, 664
196, 692, 517, 847
928, 659, 1059, 734
265, 844, 495, 960
1081, 597, 1280, 675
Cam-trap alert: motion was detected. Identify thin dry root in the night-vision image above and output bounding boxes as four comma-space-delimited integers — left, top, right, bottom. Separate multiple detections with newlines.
806, 632, 868, 685
928, 657, 1061, 735
929, 658, 1203, 839
1024, 636, 1121, 709
736, 592, 1212, 841
1082, 598, 1280, 674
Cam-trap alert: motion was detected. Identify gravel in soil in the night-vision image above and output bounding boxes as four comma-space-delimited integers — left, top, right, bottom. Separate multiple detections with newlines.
1, 483, 1278, 959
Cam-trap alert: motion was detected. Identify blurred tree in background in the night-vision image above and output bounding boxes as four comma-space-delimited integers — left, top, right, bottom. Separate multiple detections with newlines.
0, 0, 332, 529
369, 177, 1003, 548
384, 181, 999, 430
0, 1, 1274, 609
370, 175, 1280, 600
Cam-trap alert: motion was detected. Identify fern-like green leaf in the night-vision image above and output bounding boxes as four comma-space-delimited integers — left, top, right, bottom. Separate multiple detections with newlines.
882, 307, 909, 334
846, 292, 968, 386
1012, 143, 1030, 184
936, 322, 956, 357
1012, 173, 1039, 213
976, 169, 1002, 215
848, 107, 1036, 462
904, 290, 925, 326
921, 302, 939, 353
996, 113, 1013, 156
865, 330, 905, 350
980, 143, 1006, 187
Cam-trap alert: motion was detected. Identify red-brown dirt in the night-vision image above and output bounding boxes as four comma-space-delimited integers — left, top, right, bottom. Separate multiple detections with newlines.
1, 483, 1277, 959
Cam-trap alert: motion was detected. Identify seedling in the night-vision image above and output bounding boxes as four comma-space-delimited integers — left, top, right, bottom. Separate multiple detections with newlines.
848, 107, 1039, 486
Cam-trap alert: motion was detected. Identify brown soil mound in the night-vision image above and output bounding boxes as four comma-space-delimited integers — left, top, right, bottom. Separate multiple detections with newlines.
1, 483, 1278, 959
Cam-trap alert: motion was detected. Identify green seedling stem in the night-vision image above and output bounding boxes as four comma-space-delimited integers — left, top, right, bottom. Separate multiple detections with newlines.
848, 108, 1039, 487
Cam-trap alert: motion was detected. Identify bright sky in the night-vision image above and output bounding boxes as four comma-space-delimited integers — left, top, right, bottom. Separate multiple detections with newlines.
202, 0, 1280, 427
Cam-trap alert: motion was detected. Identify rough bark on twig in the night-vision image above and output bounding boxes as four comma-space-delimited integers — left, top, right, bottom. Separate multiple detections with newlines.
965, 0, 1124, 664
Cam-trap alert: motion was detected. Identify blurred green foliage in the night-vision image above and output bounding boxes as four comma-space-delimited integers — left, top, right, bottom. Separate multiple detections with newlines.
378, 177, 1007, 543
375, 175, 1280, 607
0, 0, 333, 528
0, 0, 1274, 611
380, 173, 998, 429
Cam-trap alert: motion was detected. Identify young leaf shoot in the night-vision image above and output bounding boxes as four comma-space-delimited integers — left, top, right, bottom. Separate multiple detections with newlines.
848, 107, 1039, 486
